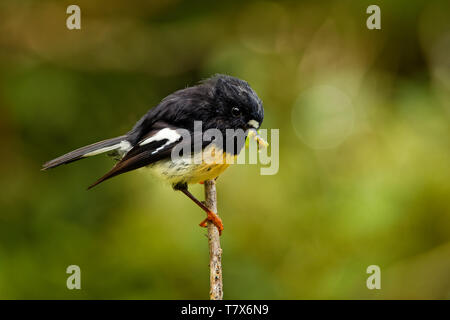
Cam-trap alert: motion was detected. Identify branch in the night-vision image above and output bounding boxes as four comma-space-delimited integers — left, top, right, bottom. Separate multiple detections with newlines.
204, 179, 223, 300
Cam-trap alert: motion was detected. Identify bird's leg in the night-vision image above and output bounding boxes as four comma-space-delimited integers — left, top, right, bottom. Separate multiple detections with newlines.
174, 183, 223, 235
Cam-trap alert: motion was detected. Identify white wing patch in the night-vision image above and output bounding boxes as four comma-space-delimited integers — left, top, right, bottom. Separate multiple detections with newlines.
139, 128, 181, 155
84, 140, 131, 157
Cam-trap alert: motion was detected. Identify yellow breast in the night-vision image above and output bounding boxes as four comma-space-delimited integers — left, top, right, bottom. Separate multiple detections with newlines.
149, 144, 237, 185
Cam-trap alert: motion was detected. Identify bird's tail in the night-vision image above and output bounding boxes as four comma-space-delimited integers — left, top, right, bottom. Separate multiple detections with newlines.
42, 135, 130, 170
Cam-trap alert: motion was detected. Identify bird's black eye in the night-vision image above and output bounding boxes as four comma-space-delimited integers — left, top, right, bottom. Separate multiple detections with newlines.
231, 107, 241, 117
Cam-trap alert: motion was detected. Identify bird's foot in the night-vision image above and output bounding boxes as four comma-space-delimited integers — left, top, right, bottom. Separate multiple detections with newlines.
199, 210, 224, 235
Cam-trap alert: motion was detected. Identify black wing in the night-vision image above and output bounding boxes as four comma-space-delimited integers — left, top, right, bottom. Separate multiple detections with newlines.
87, 123, 184, 189
87, 123, 210, 189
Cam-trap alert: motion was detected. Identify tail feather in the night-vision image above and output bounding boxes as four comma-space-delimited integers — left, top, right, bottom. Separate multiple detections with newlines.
42, 135, 129, 170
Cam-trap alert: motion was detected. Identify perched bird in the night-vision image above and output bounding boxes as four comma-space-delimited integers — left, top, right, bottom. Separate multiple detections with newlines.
42, 74, 265, 234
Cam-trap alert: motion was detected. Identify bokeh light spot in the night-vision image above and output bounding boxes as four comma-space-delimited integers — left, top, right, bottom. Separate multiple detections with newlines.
292, 85, 354, 149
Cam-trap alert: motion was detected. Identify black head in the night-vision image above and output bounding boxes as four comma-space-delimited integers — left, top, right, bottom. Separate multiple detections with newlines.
130, 74, 264, 143
204, 74, 264, 132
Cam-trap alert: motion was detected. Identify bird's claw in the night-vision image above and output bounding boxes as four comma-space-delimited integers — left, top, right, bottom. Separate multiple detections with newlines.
199, 210, 224, 235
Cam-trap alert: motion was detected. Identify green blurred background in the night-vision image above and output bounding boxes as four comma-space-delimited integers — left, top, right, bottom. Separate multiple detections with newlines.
0, 0, 449, 299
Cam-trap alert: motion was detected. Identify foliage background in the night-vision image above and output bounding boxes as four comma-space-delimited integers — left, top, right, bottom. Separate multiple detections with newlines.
0, 0, 449, 299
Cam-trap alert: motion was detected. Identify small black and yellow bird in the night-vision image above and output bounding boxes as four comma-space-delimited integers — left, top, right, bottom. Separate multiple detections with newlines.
42, 74, 264, 234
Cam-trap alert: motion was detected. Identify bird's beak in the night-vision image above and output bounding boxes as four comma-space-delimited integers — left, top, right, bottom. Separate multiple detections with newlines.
248, 128, 269, 149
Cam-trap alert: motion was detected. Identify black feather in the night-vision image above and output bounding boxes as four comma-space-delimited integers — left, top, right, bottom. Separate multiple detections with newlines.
42, 135, 128, 170
42, 74, 264, 188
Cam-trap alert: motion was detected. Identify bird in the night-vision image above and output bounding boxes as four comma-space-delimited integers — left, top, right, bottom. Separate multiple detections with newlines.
42, 74, 265, 235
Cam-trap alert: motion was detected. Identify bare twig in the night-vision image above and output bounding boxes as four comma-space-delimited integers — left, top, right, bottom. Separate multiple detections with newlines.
204, 179, 223, 300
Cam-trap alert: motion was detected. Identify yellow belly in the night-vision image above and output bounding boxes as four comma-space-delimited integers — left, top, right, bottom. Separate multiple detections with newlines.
149, 144, 236, 185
